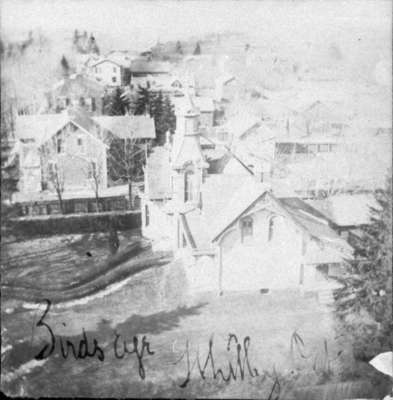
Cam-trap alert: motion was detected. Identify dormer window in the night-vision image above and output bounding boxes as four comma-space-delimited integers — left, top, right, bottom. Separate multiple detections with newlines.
241, 217, 253, 242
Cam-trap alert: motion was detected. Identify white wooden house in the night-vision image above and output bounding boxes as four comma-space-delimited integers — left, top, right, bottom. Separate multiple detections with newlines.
141, 98, 353, 295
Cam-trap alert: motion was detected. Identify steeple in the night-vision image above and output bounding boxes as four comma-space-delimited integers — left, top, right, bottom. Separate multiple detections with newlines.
170, 94, 208, 209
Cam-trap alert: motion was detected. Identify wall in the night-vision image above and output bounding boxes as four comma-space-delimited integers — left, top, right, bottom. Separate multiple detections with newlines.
92, 61, 122, 86
19, 145, 42, 193
141, 199, 174, 251
41, 121, 107, 193
218, 203, 304, 292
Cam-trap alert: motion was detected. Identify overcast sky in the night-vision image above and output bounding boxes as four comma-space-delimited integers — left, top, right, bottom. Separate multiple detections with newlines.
1, 0, 391, 52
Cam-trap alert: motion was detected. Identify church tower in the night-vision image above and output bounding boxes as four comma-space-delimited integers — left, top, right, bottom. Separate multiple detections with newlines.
170, 96, 208, 211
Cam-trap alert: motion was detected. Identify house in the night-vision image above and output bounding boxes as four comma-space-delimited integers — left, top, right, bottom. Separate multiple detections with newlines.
88, 57, 131, 87
47, 74, 106, 114
141, 99, 353, 296
14, 108, 155, 214
129, 59, 171, 79
132, 74, 195, 98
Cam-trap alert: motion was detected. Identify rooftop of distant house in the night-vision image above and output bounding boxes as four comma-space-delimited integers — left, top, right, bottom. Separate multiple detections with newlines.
50, 74, 105, 97
15, 108, 155, 145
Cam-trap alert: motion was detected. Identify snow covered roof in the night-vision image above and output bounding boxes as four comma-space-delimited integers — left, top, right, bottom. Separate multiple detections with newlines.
223, 113, 261, 140
50, 74, 105, 97
15, 114, 70, 144
181, 177, 351, 257
306, 193, 380, 227
90, 58, 126, 68
15, 110, 156, 145
105, 50, 139, 67
93, 116, 155, 139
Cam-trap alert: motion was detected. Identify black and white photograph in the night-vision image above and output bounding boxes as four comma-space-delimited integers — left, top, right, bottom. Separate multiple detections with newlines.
1, 0, 392, 398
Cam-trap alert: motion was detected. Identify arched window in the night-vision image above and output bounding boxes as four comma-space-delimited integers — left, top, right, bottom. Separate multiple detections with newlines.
184, 170, 194, 202
241, 216, 253, 242
268, 217, 275, 241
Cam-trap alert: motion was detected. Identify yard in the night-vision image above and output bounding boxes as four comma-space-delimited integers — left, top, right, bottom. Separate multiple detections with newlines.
1, 233, 389, 398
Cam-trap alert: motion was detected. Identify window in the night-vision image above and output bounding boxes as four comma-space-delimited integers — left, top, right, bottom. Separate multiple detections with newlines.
112, 76, 117, 83
299, 264, 304, 285
79, 97, 86, 106
268, 217, 275, 241
329, 144, 338, 152
241, 217, 253, 242
113, 67, 117, 73
184, 170, 194, 202
77, 137, 84, 152
91, 97, 96, 112
276, 143, 294, 156
295, 143, 308, 154
145, 205, 149, 226
318, 144, 329, 153
65, 98, 70, 106
57, 138, 64, 154
307, 144, 318, 154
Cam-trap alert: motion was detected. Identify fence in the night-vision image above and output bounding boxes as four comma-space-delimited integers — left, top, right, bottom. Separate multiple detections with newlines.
16, 195, 141, 217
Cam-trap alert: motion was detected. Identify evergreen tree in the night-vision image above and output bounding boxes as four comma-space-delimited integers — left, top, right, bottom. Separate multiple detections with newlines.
193, 41, 201, 55
133, 87, 176, 145
134, 85, 154, 116
60, 55, 70, 77
334, 174, 392, 360
175, 40, 183, 55
104, 87, 130, 116
73, 29, 79, 45
162, 95, 176, 133
88, 34, 100, 55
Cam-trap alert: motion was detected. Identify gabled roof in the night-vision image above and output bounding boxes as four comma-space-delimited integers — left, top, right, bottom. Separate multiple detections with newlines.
93, 116, 155, 139
15, 109, 156, 146
50, 74, 105, 97
15, 114, 70, 144
224, 113, 261, 140
181, 176, 350, 256
306, 194, 380, 227
90, 58, 125, 68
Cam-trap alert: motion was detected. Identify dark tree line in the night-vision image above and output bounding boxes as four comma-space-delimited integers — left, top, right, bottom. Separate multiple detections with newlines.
104, 86, 176, 146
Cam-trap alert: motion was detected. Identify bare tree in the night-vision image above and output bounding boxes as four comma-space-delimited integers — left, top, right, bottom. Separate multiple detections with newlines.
48, 161, 65, 213
107, 137, 147, 209
85, 159, 103, 212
